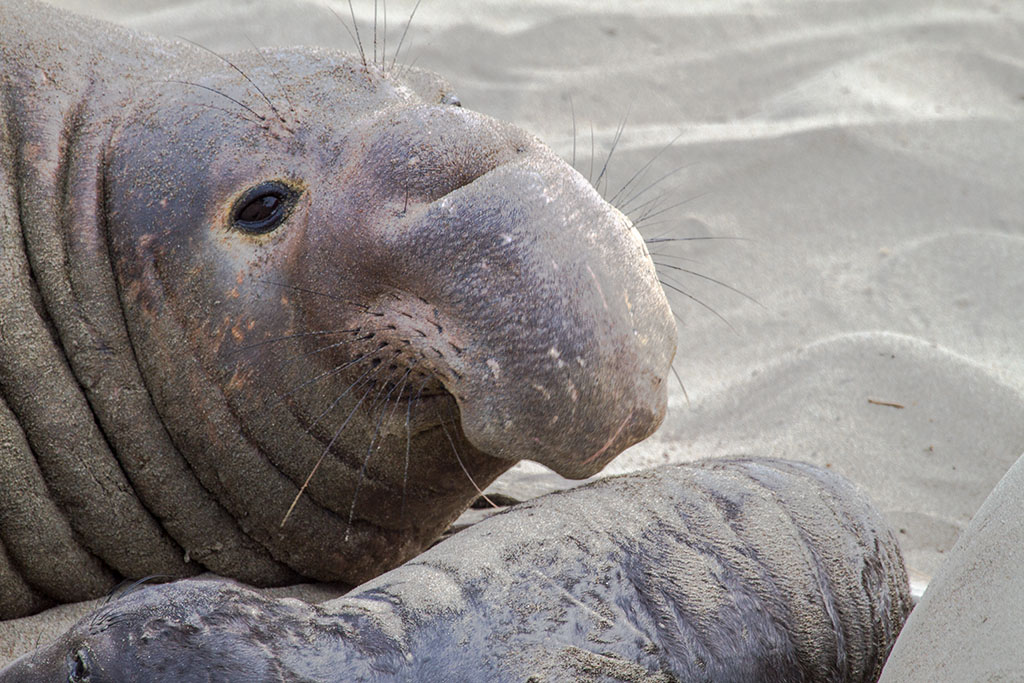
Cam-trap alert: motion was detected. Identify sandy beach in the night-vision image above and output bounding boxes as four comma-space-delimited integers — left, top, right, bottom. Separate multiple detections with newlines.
3, 0, 1023, 674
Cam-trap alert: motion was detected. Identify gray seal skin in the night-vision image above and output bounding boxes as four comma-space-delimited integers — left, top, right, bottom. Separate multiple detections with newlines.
0, 0, 677, 617
0, 457, 912, 682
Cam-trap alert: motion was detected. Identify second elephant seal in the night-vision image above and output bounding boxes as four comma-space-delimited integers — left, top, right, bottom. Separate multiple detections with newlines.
0, 457, 912, 682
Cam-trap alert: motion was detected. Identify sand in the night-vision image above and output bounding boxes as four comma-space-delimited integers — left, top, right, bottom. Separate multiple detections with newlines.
3, 0, 1023, 673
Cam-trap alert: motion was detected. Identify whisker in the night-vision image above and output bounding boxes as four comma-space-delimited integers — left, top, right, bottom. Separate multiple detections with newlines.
381, 0, 387, 71
440, 403, 497, 508
107, 575, 171, 603
85, 574, 174, 631
401, 380, 429, 517
375, 369, 412, 470
653, 262, 763, 308
397, 54, 420, 82
244, 36, 297, 114
177, 36, 284, 122
325, 3, 363, 66
389, 0, 423, 73
346, 1, 368, 68
670, 364, 691, 407
255, 279, 371, 309
384, 369, 413, 426
180, 101, 263, 126
659, 278, 737, 334
625, 189, 670, 221
647, 250, 700, 264
228, 327, 360, 355
588, 122, 595, 186
644, 235, 753, 245
633, 190, 712, 227
609, 132, 685, 207
569, 95, 577, 170
277, 333, 384, 370
619, 161, 698, 217
593, 109, 629, 196
618, 158, 692, 208
164, 80, 266, 122
373, 0, 379, 67
280, 382, 376, 527
266, 351, 375, 410
344, 378, 400, 541
306, 361, 385, 434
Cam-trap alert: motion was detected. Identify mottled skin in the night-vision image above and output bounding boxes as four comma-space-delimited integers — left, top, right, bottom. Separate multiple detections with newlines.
0, 0, 676, 617
0, 458, 911, 682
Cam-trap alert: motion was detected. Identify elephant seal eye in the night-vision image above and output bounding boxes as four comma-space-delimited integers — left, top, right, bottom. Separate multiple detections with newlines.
68, 647, 91, 682
231, 181, 297, 235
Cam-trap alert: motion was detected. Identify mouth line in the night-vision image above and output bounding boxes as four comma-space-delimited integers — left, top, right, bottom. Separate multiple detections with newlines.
405, 391, 460, 438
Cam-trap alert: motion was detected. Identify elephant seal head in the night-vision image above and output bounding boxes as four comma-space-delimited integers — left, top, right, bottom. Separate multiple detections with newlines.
0, 581, 307, 683
103, 48, 676, 582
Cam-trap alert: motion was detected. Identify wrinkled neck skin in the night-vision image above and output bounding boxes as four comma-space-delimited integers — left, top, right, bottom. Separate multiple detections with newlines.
2, 0, 676, 587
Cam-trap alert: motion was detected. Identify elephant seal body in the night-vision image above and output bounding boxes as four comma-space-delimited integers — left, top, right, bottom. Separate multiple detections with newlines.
0, 457, 911, 682
0, 0, 676, 617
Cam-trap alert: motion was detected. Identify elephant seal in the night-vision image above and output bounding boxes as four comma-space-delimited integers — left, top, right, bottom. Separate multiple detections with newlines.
0, 0, 676, 618
0, 457, 911, 682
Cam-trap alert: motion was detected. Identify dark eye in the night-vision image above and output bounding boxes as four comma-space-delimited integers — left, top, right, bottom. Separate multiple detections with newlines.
231, 181, 298, 235
441, 92, 462, 107
68, 647, 92, 682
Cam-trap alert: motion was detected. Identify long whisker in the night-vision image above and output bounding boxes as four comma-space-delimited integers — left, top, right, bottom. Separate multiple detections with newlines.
624, 190, 670, 222
634, 190, 712, 227
374, 369, 412, 471
325, 3, 364, 67
373, 0, 379, 67
164, 80, 266, 122
381, 0, 388, 72
255, 279, 371, 309
306, 361, 385, 434
280, 382, 376, 527
441, 403, 497, 508
609, 132, 685, 207
344, 378, 400, 541
653, 261, 763, 308
396, 47, 420, 82
384, 369, 412, 427
266, 351, 375, 410
619, 161, 698, 217
245, 36, 297, 114
389, 0, 423, 72
593, 109, 629, 195
401, 380, 429, 516
647, 250, 700, 264
228, 327, 361, 355
177, 36, 284, 122
569, 95, 577, 170
588, 123, 596, 186
659, 278, 737, 334
645, 235, 753, 245
274, 333, 386, 371
346, 1, 368, 67
179, 101, 263, 126
671, 364, 691, 407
